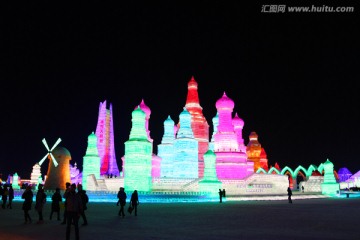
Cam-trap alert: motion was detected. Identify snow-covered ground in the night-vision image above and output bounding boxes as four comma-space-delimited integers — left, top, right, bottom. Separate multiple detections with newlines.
0, 195, 359, 240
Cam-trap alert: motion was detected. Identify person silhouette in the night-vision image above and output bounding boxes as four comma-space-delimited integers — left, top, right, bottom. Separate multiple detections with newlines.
64, 183, 82, 240
117, 187, 127, 218
50, 187, 62, 221
287, 187, 293, 203
219, 189, 223, 203
130, 190, 139, 216
7, 185, 14, 209
22, 185, 33, 224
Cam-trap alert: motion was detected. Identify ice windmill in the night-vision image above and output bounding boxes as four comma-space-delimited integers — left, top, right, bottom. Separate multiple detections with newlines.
39, 138, 72, 190
39, 138, 62, 167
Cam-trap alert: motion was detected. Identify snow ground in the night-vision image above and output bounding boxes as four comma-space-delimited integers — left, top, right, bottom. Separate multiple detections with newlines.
0, 196, 359, 240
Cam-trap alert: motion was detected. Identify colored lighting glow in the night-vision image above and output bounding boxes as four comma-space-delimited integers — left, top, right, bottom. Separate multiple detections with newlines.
95, 101, 120, 176
82, 132, 101, 190
158, 116, 175, 177
214, 92, 253, 179
185, 77, 209, 178
321, 159, 340, 194
199, 150, 222, 194
124, 107, 152, 192
173, 108, 198, 178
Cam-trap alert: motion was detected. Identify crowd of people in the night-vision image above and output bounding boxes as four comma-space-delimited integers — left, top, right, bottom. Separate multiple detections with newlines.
0, 183, 139, 240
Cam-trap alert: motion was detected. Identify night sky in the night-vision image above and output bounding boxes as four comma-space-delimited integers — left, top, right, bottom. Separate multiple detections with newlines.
1, 2, 359, 179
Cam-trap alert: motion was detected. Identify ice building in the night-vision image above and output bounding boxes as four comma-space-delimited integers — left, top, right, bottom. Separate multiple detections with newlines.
213, 92, 254, 179
184, 77, 209, 178
95, 101, 120, 177
124, 107, 152, 192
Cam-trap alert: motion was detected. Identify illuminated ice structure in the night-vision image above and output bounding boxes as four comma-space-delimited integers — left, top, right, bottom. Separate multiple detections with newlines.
95, 101, 120, 177
321, 159, 340, 194
246, 132, 269, 172
198, 150, 222, 194
214, 92, 254, 179
123, 107, 153, 192
184, 77, 209, 178
81, 132, 101, 190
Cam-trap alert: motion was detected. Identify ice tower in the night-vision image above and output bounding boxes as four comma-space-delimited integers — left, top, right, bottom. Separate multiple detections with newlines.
214, 92, 254, 179
246, 132, 268, 172
209, 112, 219, 151
184, 77, 209, 178
82, 132, 101, 190
124, 107, 152, 192
321, 159, 340, 195
158, 116, 175, 177
198, 150, 222, 194
95, 101, 120, 176
173, 108, 198, 178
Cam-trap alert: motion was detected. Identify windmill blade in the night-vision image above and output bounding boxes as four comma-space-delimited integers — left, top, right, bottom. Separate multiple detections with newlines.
50, 152, 59, 167
42, 138, 50, 151
50, 138, 62, 151
39, 153, 49, 166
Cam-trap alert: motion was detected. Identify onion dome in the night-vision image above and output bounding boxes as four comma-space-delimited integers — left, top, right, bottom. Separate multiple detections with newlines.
204, 149, 216, 158
179, 107, 191, 119
249, 132, 258, 141
232, 113, 244, 128
215, 92, 234, 110
132, 106, 146, 118
164, 115, 174, 125
136, 99, 151, 118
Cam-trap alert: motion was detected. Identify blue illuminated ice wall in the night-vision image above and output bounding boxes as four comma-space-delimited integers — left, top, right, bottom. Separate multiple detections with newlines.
173, 108, 198, 178
158, 116, 175, 177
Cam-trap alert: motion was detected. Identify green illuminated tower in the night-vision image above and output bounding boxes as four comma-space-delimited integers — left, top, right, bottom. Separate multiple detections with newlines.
199, 150, 222, 194
321, 159, 340, 195
82, 132, 101, 190
124, 107, 152, 192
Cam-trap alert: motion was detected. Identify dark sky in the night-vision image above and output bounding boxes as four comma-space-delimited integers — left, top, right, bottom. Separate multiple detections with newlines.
1, 2, 359, 179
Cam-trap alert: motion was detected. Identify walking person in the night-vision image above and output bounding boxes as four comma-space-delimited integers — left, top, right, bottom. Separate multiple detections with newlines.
117, 187, 127, 218
287, 187, 293, 203
64, 183, 82, 240
50, 187, 62, 221
7, 184, 14, 209
2, 185, 9, 209
22, 185, 33, 224
61, 182, 71, 225
218, 189, 223, 203
35, 184, 47, 224
77, 184, 89, 226
130, 190, 139, 216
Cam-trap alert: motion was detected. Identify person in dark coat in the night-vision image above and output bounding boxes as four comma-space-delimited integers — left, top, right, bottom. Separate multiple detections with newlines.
287, 187, 293, 203
64, 183, 82, 240
117, 187, 127, 218
61, 182, 71, 225
218, 189, 223, 203
130, 190, 139, 216
1, 185, 9, 209
35, 184, 47, 224
50, 187, 62, 220
22, 185, 33, 224
77, 184, 89, 226
7, 184, 14, 209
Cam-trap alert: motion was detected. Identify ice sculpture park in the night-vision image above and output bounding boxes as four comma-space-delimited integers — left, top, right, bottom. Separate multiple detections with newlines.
4, 77, 359, 201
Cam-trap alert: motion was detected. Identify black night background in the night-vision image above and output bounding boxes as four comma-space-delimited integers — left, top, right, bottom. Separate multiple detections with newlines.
1, 2, 359, 179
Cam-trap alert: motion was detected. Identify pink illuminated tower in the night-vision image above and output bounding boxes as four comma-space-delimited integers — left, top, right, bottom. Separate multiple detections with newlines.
95, 101, 120, 177
136, 99, 162, 178
137, 99, 153, 142
214, 92, 254, 179
184, 76, 209, 178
